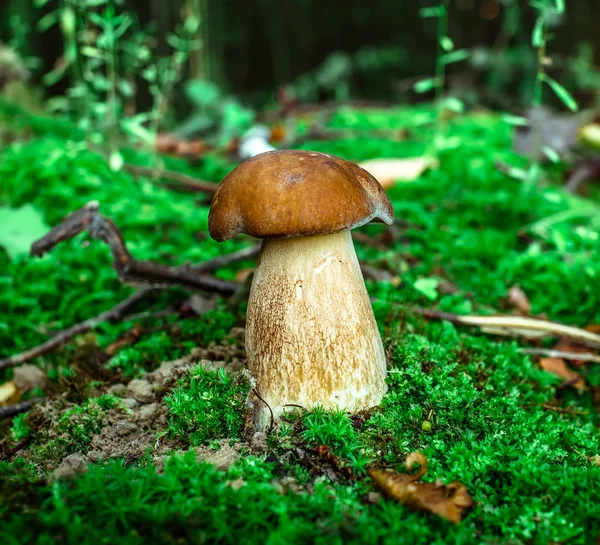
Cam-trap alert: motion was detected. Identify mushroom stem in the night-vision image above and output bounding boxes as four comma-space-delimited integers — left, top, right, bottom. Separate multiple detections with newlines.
246, 230, 387, 427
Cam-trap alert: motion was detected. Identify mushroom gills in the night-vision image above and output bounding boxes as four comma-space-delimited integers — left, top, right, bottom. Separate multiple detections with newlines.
245, 230, 387, 426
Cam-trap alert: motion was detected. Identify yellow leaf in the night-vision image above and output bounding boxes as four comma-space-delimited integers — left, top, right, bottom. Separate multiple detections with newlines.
368, 452, 473, 524
0, 381, 20, 406
539, 358, 587, 391
359, 157, 439, 190
580, 123, 600, 150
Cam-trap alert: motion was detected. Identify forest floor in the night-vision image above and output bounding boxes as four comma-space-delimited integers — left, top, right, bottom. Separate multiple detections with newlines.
0, 102, 599, 544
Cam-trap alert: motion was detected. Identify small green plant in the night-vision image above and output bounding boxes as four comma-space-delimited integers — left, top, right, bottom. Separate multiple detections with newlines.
165, 366, 251, 446
10, 413, 30, 442
301, 407, 374, 475
414, 0, 468, 152
176, 79, 255, 147
10, 394, 121, 473
506, 0, 579, 183
35, 0, 199, 157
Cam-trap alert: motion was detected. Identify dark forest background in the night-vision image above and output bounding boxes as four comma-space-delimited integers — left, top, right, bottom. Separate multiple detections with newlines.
2, 0, 599, 116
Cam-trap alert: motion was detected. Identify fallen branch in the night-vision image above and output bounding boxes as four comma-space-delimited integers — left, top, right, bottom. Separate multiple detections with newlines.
0, 289, 155, 370
520, 347, 600, 363
31, 202, 237, 295
0, 436, 32, 461
192, 245, 260, 273
411, 307, 600, 349
0, 397, 46, 419
122, 163, 218, 194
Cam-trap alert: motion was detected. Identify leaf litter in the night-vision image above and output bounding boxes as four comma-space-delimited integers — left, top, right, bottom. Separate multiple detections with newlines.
368, 452, 473, 524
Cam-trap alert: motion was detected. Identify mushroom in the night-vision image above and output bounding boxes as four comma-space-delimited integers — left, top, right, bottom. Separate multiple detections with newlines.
208, 149, 394, 427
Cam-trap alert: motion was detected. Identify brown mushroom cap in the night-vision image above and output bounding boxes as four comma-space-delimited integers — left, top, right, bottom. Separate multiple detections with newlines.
208, 150, 394, 241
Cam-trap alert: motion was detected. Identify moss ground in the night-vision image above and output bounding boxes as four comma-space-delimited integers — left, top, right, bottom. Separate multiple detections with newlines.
0, 103, 599, 544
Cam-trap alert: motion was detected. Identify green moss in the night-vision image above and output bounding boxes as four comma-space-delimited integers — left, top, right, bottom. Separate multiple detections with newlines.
301, 408, 374, 474
0, 103, 599, 543
165, 367, 251, 446
10, 413, 30, 442
16, 394, 122, 473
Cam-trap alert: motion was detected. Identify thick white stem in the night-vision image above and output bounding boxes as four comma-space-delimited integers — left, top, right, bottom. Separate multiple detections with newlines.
245, 230, 387, 425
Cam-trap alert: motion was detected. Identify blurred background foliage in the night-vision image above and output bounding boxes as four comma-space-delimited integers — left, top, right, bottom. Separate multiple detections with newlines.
1, 0, 599, 127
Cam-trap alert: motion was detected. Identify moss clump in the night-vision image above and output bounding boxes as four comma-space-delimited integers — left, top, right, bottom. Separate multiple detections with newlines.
9, 394, 121, 475
300, 408, 374, 475
165, 367, 251, 446
0, 104, 599, 543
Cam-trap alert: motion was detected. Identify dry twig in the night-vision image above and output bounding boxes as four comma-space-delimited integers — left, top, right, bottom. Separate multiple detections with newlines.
122, 163, 218, 194
0, 205, 257, 370
0, 289, 154, 370
0, 397, 46, 419
31, 202, 237, 295
520, 347, 600, 363
411, 307, 600, 349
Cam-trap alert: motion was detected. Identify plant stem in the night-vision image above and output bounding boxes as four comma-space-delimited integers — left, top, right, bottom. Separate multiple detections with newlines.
434, 0, 449, 151
106, 2, 119, 151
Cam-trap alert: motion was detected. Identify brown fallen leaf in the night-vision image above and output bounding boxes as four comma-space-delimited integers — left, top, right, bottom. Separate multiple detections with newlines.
412, 309, 600, 349
368, 452, 473, 524
505, 284, 531, 316
0, 381, 20, 406
539, 357, 587, 391
235, 268, 255, 283
580, 123, 600, 150
358, 157, 439, 190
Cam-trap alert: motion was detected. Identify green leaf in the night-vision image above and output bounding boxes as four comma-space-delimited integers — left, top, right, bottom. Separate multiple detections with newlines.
413, 77, 437, 94
526, 162, 542, 183
42, 63, 69, 86
542, 146, 561, 163
504, 166, 529, 181
419, 6, 444, 18
501, 114, 529, 127
37, 11, 60, 32
439, 36, 454, 52
59, 7, 77, 37
0, 205, 48, 259
442, 97, 465, 113
80, 46, 103, 59
413, 278, 440, 301
121, 114, 155, 144
117, 79, 134, 98
185, 80, 221, 106
542, 74, 579, 112
532, 14, 546, 48
109, 150, 124, 172
439, 49, 469, 65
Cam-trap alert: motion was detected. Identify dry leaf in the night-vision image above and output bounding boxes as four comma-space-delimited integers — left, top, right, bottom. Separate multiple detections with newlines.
505, 284, 531, 316
539, 358, 587, 391
584, 324, 600, 335
358, 157, 439, 190
0, 381, 20, 405
368, 452, 473, 524
235, 268, 255, 283
580, 123, 600, 150
154, 133, 208, 158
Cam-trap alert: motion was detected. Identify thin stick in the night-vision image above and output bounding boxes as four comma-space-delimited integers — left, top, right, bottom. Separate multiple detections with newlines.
122, 163, 218, 194
30, 202, 237, 295
0, 397, 46, 419
0, 436, 32, 461
0, 290, 154, 371
252, 388, 275, 435
520, 348, 600, 363
192, 245, 260, 273
411, 307, 600, 349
